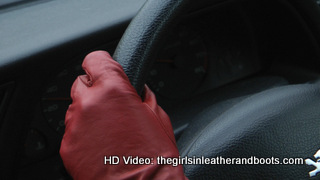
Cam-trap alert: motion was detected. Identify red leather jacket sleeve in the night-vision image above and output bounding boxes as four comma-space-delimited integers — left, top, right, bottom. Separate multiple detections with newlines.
60, 51, 188, 180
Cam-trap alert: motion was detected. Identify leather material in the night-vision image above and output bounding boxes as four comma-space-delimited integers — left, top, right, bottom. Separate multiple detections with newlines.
179, 83, 320, 179
60, 51, 187, 180
113, 0, 190, 94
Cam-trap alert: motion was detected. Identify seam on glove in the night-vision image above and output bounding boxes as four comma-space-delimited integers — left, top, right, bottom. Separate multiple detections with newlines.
144, 103, 177, 146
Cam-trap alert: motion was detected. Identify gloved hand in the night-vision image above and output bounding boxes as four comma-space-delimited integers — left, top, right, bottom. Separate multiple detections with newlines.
60, 51, 187, 180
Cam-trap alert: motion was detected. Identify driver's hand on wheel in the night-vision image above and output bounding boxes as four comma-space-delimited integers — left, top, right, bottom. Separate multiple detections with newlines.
60, 51, 187, 180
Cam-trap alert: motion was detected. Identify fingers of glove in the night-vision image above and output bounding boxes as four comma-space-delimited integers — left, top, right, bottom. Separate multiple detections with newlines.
71, 50, 141, 103
81, 51, 113, 86
143, 85, 177, 144
143, 85, 158, 109
81, 51, 136, 93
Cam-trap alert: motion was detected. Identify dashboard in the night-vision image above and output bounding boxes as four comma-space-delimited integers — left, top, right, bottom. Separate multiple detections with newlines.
0, 0, 320, 179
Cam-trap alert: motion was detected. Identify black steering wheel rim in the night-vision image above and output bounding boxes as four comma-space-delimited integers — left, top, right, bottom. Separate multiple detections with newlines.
113, 0, 191, 95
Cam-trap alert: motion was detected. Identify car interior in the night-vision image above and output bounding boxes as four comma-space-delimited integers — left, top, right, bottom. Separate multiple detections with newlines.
1, 0, 320, 179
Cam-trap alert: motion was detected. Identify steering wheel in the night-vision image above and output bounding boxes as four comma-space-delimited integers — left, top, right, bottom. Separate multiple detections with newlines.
113, 0, 320, 179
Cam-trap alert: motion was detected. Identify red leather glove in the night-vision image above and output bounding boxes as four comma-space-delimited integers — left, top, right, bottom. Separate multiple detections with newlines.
60, 51, 187, 180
